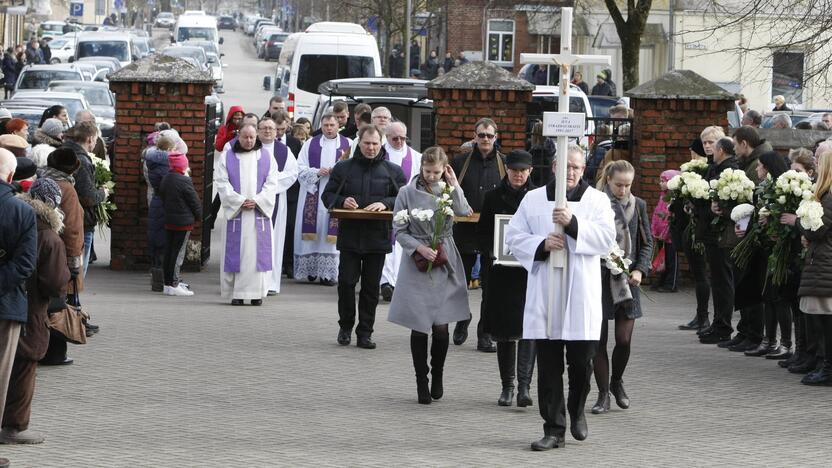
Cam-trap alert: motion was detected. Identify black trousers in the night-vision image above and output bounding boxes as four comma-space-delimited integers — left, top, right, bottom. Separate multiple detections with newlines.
706, 244, 734, 335
657, 240, 679, 290
457, 252, 485, 339
337, 251, 385, 338
163, 230, 189, 286
682, 238, 710, 320
536, 339, 598, 437
283, 189, 299, 275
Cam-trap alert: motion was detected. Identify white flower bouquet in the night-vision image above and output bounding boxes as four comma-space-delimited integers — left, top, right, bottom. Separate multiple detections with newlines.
665, 172, 710, 203
796, 199, 824, 231
601, 244, 632, 276
90, 154, 116, 235
680, 158, 709, 176
403, 181, 457, 275
730, 203, 755, 231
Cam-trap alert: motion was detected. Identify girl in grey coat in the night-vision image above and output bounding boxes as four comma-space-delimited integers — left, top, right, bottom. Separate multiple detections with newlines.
388, 147, 472, 404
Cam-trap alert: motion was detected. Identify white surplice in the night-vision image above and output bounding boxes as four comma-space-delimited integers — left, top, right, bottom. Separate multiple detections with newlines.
380, 143, 421, 287
215, 146, 282, 300
505, 185, 615, 340
293, 135, 341, 281
261, 141, 299, 294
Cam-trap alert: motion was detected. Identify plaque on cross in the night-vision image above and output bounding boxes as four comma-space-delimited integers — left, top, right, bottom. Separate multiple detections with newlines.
520, 7, 611, 335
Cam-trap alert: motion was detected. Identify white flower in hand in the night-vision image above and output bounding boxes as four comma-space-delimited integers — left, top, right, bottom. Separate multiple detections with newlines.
393, 209, 410, 225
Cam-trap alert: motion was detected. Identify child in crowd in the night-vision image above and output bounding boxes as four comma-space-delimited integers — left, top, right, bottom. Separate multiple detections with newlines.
651, 170, 680, 292
158, 152, 201, 297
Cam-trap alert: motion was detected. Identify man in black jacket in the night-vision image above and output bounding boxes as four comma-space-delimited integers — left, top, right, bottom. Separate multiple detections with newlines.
273, 110, 302, 277
322, 124, 406, 349
450, 118, 505, 352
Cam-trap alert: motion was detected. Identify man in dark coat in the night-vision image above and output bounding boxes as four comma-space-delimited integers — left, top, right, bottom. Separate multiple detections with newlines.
322, 124, 406, 350
450, 118, 505, 352
0, 149, 37, 431
2, 179, 69, 444
591, 72, 614, 96
273, 110, 302, 278
442, 52, 454, 73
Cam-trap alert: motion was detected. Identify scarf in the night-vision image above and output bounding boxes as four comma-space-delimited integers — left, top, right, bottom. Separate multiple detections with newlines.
605, 185, 635, 308
39, 166, 75, 185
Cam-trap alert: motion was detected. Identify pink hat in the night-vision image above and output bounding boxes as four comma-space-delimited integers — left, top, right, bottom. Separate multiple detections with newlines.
168, 152, 189, 174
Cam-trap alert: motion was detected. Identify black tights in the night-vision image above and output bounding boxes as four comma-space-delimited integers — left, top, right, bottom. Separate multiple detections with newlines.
593, 315, 635, 393
411, 324, 449, 338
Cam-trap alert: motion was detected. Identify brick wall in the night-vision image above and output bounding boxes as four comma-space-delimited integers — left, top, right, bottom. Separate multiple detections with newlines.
108, 80, 214, 271
428, 87, 532, 158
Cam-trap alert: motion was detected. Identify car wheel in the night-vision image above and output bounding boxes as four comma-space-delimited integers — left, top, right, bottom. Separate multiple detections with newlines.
50, 58, 60, 64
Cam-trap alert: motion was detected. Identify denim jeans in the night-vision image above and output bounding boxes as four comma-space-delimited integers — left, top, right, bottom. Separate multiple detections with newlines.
82, 230, 93, 278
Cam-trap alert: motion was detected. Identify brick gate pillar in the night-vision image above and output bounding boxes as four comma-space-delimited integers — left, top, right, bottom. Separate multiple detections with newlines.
108, 55, 215, 271
626, 70, 737, 213
427, 61, 534, 157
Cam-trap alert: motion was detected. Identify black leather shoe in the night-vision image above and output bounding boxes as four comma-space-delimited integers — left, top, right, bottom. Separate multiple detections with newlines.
745, 341, 775, 356
697, 325, 714, 336
789, 357, 818, 374
356, 337, 376, 349
319, 278, 336, 286
531, 434, 565, 451
517, 384, 533, 407
779, 350, 801, 367
717, 334, 745, 348
699, 332, 731, 344
591, 392, 610, 414
380, 283, 394, 302
570, 413, 588, 441
801, 364, 832, 386
453, 322, 469, 345
337, 329, 351, 346
610, 380, 630, 409
267, 290, 277, 296
477, 336, 497, 353
765, 345, 792, 360
697, 320, 711, 332
40, 357, 73, 366
307, 275, 317, 282
85, 322, 99, 331
678, 318, 699, 330
251, 299, 263, 306
498, 386, 515, 406
231, 299, 244, 306
729, 339, 760, 352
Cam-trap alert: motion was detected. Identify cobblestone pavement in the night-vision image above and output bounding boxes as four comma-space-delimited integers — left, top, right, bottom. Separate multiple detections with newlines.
4, 29, 832, 468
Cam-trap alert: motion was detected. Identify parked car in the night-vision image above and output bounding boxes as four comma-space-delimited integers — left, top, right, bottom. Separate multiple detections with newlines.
10, 91, 91, 121
0, 102, 59, 140
39, 21, 81, 39
48, 37, 76, 63
14, 64, 85, 94
312, 78, 434, 150
77, 56, 121, 75
530, 84, 595, 147
761, 111, 812, 129
260, 31, 288, 60
205, 52, 225, 93
218, 16, 237, 31
74, 62, 98, 81
73, 32, 138, 68
155, 12, 176, 29
47, 81, 116, 123
161, 45, 210, 73
587, 96, 623, 119
131, 36, 154, 59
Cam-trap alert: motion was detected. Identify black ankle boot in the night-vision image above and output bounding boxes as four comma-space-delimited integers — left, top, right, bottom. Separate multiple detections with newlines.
496, 341, 516, 406
591, 392, 610, 414
430, 334, 449, 400
610, 379, 630, 409
516, 339, 536, 407
410, 333, 431, 404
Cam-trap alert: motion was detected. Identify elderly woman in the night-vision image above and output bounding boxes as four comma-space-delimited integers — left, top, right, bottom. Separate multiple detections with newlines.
773, 95, 791, 112
388, 146, 472, 405
30, 118, 64, 167
590, 160, 653, 415
770, 113, 792, 129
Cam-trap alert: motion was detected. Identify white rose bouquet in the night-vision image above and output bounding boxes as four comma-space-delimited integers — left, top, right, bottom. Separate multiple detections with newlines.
796, 199, 824, 232
760, 170, 815, 285
601, 244, 632, 276
665, 171, 711, 253
680, 158, 709, 176
90, 154, 116, 235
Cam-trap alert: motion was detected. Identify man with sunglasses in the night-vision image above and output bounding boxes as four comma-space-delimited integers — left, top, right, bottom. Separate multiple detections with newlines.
379, 122, 422, 302
450, 118, 506, 352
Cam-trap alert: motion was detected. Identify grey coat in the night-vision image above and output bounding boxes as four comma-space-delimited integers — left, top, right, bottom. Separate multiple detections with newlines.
388, 177, 472, 333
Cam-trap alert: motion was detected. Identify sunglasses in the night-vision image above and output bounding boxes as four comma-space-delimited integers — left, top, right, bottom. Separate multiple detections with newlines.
477, 132, 496, 139
390, 136, 408, 142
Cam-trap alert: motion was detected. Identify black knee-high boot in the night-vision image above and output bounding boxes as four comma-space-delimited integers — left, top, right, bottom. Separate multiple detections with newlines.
516, 339, 536, 407
496, 341, 516, 406
410, 332, 431, 404
430, 333, 449, 400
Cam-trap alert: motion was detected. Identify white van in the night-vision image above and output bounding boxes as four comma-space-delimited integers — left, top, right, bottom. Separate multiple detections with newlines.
73, 32, 136, 69
172, 15, 223, 49
277, 22, 381, 120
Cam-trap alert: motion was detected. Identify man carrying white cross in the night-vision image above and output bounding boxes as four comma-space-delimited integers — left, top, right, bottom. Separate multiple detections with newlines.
508, 6, 614, 450
505, 144, 614, 449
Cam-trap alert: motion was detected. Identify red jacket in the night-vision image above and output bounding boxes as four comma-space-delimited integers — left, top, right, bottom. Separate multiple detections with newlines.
214, 105, 245, 152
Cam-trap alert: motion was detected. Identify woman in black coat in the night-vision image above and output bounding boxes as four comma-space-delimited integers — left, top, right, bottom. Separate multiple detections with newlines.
591, 160, 653, 415
477, 150, 536, 407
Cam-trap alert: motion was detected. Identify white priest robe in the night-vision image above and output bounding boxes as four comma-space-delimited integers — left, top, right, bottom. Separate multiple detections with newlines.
293, 135, 345, 281
380, 143, 421, 287
261, 140, 300, 294
215, 145, 282, 300
505, 184, 615, 341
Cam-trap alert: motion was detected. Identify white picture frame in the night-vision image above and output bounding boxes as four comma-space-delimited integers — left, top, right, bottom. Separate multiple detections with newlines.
493, 214, 521, 267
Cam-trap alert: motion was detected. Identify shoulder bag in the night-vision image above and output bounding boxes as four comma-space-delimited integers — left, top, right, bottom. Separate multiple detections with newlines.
47, 278, 88, 345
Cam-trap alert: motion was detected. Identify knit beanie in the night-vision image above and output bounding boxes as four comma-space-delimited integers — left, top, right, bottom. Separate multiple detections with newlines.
29, 177, 62, 208
168, 151, 189, 174
41, 118, 65, 139
159, 129, 188, 154
12, 157, 36, 181
47, 147, 81, 174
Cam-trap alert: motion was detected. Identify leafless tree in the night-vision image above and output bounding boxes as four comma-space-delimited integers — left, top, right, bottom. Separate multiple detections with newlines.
598, 0, 654, 92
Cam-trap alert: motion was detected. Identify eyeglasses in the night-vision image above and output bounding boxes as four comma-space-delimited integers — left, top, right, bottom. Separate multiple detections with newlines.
477, 132, 496, 139
259, 127, 276, 131
390, 136, 408, 142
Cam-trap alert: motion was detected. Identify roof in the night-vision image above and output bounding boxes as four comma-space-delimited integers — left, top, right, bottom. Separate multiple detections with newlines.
21, 64, 82, 72
48, 80, 109, 89
108, 54, 215, 84
427, 61, 535, 91
625, 69, 737, 100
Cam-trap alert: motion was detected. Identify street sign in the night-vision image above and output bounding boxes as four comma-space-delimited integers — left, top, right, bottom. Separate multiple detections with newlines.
542, 112, 584, 138
70, 1, 83, 17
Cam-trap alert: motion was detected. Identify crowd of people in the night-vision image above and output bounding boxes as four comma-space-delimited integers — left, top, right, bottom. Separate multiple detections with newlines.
0, 102, 113, 445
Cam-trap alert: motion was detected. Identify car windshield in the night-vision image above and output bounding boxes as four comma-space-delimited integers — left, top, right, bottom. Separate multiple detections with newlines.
19, 70, 82, 89
42, 24, 63, 32
183, 41, 217, 55
53, 87, 112, 106
134, 40, 149, 54
159, 13, 173, 18
297, 55, 376, 94
163, 48, 206, 65
50, 39, 69, 48
268, 33, 288, 43
177, 27, 216, 42
77, 41, 130, 61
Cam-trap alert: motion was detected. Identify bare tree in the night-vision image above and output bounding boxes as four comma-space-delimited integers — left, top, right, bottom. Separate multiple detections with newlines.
600, 0, 654, 92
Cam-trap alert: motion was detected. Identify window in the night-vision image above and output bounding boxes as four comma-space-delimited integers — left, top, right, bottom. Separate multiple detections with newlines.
487, 19, 515, 64
78, 41, 130, 62
95, 0, 105, 16
296, 55, 376, 94
772, 51, 804, 104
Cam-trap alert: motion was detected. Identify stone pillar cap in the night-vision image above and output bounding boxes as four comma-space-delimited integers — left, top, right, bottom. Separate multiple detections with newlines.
109, 54, 215, 84
625, 69, 737, 100
427, 61, 535, 91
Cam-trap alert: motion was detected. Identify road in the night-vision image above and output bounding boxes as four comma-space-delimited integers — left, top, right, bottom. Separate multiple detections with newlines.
3, 29, 832, 467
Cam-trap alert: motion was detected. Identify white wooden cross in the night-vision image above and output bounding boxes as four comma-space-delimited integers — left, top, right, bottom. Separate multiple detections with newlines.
520, 7, 611, 336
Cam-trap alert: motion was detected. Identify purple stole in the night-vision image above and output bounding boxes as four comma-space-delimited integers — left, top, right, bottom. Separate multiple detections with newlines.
223, 147, 273, 273
301, 134, 351, 244
271, 141, 289, 226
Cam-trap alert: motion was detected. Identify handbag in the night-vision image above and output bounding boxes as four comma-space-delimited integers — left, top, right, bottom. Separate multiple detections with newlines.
413, 244, 449, 272
47, 279, 88, 345
651, 244, 666, 274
